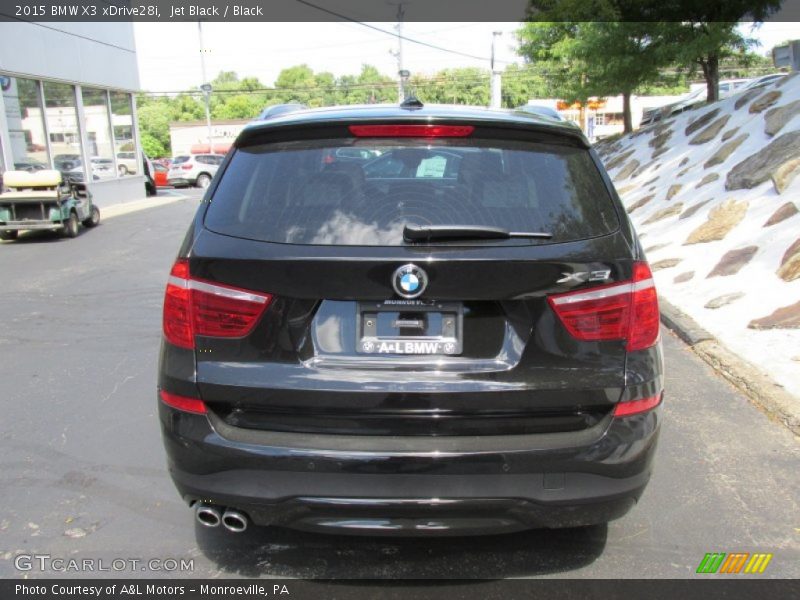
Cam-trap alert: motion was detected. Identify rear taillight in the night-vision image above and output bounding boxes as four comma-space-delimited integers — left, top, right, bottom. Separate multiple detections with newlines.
613, 393, 662, 417
181, 163, 193, 170
159, 390, 206, 414
548, 261, 659, 352
162, 259, 273, 349
348, 124, 475, 138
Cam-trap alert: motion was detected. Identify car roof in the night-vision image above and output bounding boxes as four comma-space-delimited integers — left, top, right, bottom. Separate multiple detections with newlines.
239, 103, 589, 147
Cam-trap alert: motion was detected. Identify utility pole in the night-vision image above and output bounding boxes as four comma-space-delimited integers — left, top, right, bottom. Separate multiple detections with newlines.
198, 21, 213, 153
490, 31, 503, 109
388, 2, 405, 102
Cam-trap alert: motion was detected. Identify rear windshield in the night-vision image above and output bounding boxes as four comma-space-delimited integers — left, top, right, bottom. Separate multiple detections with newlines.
172, 156, 190, 165
204, 138, 619, 246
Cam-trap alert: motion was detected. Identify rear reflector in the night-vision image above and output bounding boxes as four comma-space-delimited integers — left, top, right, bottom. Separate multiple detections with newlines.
349, 124, 475, 138
162, 259, 273, 349
613, 393, 662, 417
159, 390, 206, 414
548, 261, 659, 352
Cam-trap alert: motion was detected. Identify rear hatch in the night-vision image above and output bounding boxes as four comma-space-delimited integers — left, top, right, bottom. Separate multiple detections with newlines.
171, 121, 642, 437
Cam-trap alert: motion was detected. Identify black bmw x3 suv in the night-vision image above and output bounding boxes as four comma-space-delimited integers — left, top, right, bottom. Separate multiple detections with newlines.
158, 102, 663, 536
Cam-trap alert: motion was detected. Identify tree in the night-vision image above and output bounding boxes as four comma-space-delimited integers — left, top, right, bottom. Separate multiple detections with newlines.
517, 22, 669, 132
523, 0, 782, 103
652, 1, 782, 102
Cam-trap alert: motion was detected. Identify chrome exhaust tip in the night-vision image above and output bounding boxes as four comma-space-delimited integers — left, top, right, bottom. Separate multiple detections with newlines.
222, 509, 248, 533
195, 504, 222, 528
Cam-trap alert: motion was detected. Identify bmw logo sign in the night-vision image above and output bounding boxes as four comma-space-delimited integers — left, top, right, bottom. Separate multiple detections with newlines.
392, 264, 428, 299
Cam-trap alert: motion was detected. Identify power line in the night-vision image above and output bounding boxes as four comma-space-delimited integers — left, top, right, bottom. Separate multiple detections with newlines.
292, 0, 511, 65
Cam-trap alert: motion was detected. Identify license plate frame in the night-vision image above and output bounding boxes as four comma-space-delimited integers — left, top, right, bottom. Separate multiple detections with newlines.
356, 300, 463, 355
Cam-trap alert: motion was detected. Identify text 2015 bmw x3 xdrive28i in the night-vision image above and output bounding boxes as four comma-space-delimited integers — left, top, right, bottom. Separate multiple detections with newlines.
158, 102, 663, 536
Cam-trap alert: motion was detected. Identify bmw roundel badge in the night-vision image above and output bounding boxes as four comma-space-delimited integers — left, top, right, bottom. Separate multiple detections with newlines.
392, 264, 428, 299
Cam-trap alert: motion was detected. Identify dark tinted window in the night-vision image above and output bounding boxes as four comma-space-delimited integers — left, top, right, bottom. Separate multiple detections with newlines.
205, 139, 618, 246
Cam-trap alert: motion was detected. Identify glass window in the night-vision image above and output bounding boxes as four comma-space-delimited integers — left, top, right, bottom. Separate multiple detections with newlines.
43, 82, 83, 176
81, 88, 116, 180
111, 92, 137, 177
205, 139, 619, 247
2, 76, 49, 172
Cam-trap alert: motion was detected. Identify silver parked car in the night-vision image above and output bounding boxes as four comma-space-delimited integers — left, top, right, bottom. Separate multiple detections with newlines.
166, 154, 225, 189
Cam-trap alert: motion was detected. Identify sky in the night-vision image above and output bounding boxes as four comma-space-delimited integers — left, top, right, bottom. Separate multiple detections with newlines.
133, 21, 799, 93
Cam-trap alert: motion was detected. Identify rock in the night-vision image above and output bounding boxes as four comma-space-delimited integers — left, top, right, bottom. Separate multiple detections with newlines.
689, 114, 731, 145
735, 89, 763, 110
763, 202, 799, 227
777, 238, 800, 282
651, 258, 681, 271
764, 99, 800, 136
684, 199, 748, 245
705, 292, 745, 309
721, 127, 740, 142
707, 246, 758, 277
652, 121, 672, 137
614, 159, 640, 181
748, 301, 800, 330
679, 157, 690, 167
648, 186, 655, 192
770, 157, 800, 194
673, 271, 695, 283
616, 184, 636, 196
678, 167, 691, 177
643, 203, 683, 224
652, 146, 670, 159
632, 160, 656, 178
695, 172, 719, 189
666, 184, 683, 200
704, 134, 748, 169
606, 149, 636, 170
649, 128, 673, 149
627, 194, 655, 213
685, 108, 720, 136
748, 90, 782, 113
643, 177, 659, 186
726, 131, 800, 190
645, 242, 670, 253
679, 199, 712, 220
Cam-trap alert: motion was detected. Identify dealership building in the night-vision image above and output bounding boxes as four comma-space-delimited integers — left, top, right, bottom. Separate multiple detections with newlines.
0, 22, 144, 206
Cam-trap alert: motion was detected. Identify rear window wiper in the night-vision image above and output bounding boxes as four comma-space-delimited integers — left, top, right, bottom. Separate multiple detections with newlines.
403, 224, 553, 242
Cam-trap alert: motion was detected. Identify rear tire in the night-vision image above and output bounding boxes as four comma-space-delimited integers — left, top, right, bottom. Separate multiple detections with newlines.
196, 173, 211, 189
63, 212, 79, 238
82, 205, 100, 228
0, 230, 18, 241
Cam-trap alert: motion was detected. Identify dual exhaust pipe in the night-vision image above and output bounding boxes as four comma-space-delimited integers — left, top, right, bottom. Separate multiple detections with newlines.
195, 503, 248, 533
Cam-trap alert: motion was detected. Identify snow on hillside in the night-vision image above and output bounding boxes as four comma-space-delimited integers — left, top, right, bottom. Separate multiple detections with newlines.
597, 73, 800, 398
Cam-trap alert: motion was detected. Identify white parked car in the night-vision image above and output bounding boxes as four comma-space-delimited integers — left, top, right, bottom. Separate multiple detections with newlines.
116, 152, 139, 175
166, 154, 224, 189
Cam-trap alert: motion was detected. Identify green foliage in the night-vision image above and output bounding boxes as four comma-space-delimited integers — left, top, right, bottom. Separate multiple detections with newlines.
140, 133, 166, 158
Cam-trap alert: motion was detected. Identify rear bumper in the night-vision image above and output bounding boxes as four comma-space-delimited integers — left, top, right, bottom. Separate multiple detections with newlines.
167, 178, 194, 186
160, 403, 660, 535
0, 221, 64, 231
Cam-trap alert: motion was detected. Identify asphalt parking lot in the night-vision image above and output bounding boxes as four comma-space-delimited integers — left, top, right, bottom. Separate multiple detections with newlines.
0, 193, 798, 579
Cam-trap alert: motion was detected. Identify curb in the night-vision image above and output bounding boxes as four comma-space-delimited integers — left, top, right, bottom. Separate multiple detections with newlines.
659, 297, 800, 436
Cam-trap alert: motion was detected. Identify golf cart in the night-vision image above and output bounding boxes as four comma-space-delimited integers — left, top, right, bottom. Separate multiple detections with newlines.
0, 169, 100, 241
